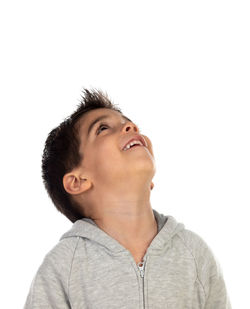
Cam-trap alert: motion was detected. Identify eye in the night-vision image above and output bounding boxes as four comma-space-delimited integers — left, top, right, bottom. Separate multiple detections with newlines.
96, 123, 109, 135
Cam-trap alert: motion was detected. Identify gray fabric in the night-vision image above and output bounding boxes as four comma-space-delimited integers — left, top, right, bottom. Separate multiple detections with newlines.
24, 209, 232, 308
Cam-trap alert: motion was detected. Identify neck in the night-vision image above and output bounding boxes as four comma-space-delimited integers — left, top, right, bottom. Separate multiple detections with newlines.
87, 185, 157, 254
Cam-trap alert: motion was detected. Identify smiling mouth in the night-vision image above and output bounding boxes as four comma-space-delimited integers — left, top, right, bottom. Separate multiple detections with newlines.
124, 144, 144, 151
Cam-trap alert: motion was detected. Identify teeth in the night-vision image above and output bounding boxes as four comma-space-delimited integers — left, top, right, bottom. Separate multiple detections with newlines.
123, 140, 143, 151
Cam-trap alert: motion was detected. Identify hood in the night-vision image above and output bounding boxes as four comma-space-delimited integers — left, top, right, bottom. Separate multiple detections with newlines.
60, 208, 185, 255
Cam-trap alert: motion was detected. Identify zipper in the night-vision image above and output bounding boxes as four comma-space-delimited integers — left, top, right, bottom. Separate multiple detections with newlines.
138, 259, 145, 278
137, 257, 146, 308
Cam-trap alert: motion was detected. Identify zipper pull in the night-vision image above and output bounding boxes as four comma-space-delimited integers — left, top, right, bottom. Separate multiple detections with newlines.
137, 260, 145, 278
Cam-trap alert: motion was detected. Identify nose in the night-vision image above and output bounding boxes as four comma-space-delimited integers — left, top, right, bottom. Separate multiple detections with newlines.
122, 121, 139, 133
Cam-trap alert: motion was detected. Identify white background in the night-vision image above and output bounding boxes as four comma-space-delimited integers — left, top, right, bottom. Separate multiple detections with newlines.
0, 0, 249, 308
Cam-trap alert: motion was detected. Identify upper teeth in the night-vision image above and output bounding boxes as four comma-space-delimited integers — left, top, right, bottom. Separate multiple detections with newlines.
123, 140, 143, 151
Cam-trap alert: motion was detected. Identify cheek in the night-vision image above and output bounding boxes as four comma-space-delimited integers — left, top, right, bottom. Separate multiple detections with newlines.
92, 142, 121, 167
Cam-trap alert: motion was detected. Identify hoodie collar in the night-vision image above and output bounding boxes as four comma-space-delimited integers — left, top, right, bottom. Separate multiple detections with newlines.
60, 209, 185, 255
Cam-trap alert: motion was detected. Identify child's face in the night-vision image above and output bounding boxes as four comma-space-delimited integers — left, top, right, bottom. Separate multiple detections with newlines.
75, 107, 155, 189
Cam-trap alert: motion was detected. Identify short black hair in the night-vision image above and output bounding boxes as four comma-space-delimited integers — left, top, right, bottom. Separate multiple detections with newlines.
41, 89, 123, 222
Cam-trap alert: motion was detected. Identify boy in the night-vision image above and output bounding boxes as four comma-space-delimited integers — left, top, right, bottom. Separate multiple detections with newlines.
24, 89, 232, 308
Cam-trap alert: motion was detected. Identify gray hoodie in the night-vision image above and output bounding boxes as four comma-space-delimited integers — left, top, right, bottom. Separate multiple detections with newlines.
24, 209, 232, 308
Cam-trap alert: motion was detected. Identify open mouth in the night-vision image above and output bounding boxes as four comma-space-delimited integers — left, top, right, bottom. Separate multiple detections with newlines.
130, 144, 141, 148
124, 144, 144, 151
122, 138, 146, 151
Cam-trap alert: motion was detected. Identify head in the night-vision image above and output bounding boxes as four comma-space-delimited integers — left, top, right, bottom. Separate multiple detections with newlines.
42, 89, 155, 223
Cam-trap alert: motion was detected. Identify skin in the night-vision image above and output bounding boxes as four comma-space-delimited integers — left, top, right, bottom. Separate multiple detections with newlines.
63, 108, 157, 263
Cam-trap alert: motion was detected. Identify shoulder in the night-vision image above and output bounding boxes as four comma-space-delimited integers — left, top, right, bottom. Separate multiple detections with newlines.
37, 236, 80, 279
177, 228, 223, 284
177, 228, 211, 254
24, 237, 81, 308
47, 236, 80, 260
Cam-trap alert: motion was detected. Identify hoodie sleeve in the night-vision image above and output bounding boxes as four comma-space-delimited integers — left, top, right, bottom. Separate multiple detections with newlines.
24, 238, 79, 309
190, 231, 232, 309
24, 256, 70, 308
204, 270, 232, 309
179, 229, 232, 309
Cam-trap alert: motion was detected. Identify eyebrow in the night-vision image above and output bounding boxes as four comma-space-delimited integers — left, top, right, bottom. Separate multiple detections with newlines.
87, 114, 132, 137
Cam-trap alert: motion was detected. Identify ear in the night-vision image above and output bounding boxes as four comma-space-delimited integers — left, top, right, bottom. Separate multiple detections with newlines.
150, 182, 154, 190
63, 172, 92, 195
